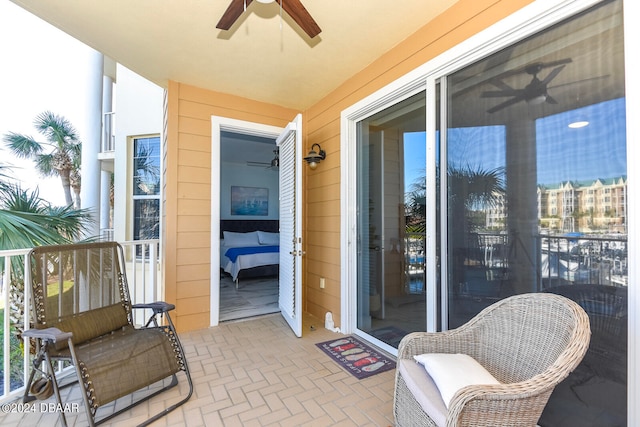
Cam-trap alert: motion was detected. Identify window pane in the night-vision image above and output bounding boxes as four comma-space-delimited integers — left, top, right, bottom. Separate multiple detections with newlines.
443, 1, 626, 424
133, 199, 160, 241
133, 136, 160, 196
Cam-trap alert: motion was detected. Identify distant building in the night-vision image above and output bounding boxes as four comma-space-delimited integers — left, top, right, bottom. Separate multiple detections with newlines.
538, 177, 627, 233
485, 177, 628, 234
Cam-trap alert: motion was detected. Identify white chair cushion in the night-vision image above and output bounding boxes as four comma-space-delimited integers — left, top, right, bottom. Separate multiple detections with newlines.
414, 353, 500, 408
398, 359, 448, 427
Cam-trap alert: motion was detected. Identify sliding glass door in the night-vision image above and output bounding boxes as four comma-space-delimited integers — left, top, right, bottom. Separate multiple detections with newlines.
349, 0, 627, 423
355, 92, 427, 348
441, 1, 626, 424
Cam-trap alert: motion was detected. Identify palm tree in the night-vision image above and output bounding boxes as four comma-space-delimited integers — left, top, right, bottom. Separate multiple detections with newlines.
2, 111, 82, 208
0, 164, 91, 335
447, 165, 505, 298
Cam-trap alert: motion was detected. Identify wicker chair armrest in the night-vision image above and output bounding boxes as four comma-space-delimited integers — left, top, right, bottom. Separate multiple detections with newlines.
132, 301, 176, 313
397, 329, 475, 360
23, 327, 73, 343
447, 379, 558, 427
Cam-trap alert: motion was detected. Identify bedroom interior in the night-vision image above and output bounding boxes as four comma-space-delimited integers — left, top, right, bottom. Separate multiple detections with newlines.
219, 133, 281, 321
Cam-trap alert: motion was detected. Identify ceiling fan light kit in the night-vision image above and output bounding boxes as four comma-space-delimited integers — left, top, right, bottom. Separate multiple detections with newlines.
217, 0, 321, 39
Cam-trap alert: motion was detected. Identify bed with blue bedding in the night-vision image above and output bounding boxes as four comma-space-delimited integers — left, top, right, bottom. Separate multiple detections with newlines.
220, 228, 279, 286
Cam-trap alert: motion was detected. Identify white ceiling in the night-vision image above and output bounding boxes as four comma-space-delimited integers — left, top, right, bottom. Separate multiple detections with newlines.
221, 131, 276, 165
11, 0, 459, 110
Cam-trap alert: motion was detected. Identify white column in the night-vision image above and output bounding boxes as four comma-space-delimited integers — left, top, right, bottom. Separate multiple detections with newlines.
100, 74, 114, 237
505, 119, 539, 294
79, 50, 104, 238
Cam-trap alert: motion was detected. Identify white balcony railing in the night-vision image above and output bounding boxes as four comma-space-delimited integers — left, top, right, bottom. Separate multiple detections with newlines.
102, 111, 115, 153
0, 239, 160, 402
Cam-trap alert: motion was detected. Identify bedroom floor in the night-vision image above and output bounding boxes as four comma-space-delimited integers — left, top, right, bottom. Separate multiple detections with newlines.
219, 275, 280, 322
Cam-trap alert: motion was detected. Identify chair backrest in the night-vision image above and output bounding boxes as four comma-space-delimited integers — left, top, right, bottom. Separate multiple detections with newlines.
29, 242, 132, 347
465, 293, 590, 384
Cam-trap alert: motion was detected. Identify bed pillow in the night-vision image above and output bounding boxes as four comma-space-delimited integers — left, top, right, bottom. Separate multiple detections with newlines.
413, 353, 500, 408
257, 231, 280, 245
222, 231, 260, 247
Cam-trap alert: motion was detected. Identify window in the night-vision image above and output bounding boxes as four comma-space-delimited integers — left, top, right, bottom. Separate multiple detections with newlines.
132, 136, 160, 242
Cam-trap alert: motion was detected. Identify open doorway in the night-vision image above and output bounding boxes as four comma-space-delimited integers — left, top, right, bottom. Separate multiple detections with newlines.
210, 117, 284, 327
218, 131, 280, 321
211, 115, 303, 336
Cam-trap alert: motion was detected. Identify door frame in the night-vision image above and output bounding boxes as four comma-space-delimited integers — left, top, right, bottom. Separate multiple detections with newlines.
210, 116, 284, 327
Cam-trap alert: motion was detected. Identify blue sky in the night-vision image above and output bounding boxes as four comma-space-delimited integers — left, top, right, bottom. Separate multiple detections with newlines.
404, 97, 627, 192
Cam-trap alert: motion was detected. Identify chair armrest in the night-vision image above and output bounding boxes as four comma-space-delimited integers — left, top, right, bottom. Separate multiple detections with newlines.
397, 329, 475, 360
448, 379, 559, 426
132, 301, 175, 314
23, 327, 73, 343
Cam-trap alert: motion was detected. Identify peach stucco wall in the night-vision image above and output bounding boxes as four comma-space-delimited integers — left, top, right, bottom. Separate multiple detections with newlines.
164, 0, 533, 332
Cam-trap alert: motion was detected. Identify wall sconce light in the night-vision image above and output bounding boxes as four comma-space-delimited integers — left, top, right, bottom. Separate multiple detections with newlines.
304, 143, 326, 170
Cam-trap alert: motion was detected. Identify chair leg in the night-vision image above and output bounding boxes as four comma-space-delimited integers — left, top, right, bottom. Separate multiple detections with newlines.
22, 350, 43, 404
137, 372, 194, 427
43, 351, 69, 427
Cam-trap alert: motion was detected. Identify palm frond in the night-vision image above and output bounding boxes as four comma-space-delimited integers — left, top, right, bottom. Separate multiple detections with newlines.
34, 111, 80, 147
34, 152, 58, 176
44, 204, 92, 240
2, 132, 44, 158
0, 184, 45, 213
0, 209, 73, 249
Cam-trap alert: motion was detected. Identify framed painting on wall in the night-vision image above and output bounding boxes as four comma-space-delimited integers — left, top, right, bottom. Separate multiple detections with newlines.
230, 186, 269, 216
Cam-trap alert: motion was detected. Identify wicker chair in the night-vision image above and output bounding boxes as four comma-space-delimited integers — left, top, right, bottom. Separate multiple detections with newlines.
394, 293, 591, 427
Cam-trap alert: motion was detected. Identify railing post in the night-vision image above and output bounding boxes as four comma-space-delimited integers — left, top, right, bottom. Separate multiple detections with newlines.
22, 254, 30, 393
2, 255, 10, 398
150, 243, 157, 302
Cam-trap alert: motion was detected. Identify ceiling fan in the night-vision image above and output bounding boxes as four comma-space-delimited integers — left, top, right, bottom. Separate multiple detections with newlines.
247, 149, 279, 170
216, 0, 322, 39
481, 59, 572, 113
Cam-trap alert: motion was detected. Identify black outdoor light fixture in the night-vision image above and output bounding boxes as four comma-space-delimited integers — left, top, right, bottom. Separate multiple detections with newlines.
304, 143, 326, 170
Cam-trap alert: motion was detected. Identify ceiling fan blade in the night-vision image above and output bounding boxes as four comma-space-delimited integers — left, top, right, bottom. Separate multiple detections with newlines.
538, 57, 572, 70
275, 0, 321, 38
217, 0, 252, 30
548, 74, 610, 90
540, 64, 567, 85
488, 58, 573, 83
247, 161, 271, 167
487, 94, 526, 114
481, 89, 522, 98
490, 79, 516, 92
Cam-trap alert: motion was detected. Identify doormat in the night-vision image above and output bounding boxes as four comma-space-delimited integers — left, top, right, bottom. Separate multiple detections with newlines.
316, 336, 396, 380
370, 326, 407, 348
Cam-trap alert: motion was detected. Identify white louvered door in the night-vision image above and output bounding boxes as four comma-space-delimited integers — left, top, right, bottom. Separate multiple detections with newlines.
277, 114, 303, 337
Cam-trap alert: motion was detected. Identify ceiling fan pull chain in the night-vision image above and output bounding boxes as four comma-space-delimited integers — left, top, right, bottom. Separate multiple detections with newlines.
280, 0, 283, 31
244, 0, 247, 11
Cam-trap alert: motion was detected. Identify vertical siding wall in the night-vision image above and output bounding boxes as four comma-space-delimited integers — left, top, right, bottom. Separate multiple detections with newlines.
165, 82, 298, 331
302, 0, 533, 328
